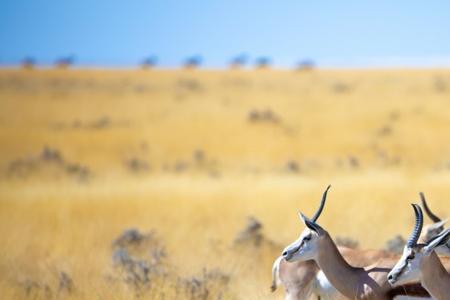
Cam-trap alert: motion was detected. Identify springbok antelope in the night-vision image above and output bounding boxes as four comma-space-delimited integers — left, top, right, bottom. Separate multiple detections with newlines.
272, 186, 397, 299
272, 247, 399, 300
55, 55, 75, 69
281, 187, 440, 299
272, 191, 450, 299
272, 190, 450, 299
388, 204, 450, 299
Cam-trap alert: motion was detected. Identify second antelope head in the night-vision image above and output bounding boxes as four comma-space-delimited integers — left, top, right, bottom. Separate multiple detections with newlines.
420, 192, 448, 246
387, 204, 450, 285
282, 185, 331, 262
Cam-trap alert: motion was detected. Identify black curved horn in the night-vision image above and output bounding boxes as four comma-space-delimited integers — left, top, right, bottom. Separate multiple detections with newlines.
407, 204, 423, 248
420, 192, 441, 223
311, 185, 331, 222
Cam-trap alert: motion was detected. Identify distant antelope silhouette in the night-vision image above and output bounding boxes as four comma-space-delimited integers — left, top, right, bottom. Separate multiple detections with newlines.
183, 55, 203, 69
254, 56, 271, 69
296, 59, 315, 71
229, 53, 249, 69
55, 55, 75, 69
21, 57, 36, 70
140, 56, 158, 69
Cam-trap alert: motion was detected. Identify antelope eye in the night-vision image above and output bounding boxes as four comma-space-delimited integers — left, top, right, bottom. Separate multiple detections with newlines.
303, 235, 311, 241
407, 253, 415, 260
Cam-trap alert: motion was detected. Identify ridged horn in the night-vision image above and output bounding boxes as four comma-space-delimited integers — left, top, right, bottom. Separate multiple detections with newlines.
420, 192, 441, 223
311, 185, 331, 222
407, 204, 423, 248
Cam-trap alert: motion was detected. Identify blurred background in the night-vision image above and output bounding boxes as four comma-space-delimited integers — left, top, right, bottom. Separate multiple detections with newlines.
1, 1, 450, 299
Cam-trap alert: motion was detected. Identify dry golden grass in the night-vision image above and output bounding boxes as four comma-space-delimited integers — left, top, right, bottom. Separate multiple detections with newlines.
1, 68, 450, 299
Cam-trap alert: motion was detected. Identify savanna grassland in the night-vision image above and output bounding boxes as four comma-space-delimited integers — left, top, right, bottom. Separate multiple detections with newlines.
1, 68, 450, 299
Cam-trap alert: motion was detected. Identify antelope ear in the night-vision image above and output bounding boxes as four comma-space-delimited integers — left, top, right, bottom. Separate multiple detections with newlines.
427, 219, 448, 231
299, 212, 324, 234
298, 211, 306, 223
424, 228, 450, 256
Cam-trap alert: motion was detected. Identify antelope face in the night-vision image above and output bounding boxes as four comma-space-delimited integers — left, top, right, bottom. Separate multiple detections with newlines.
422, 219, 447, 244
282, 227, 319, 262
282, 213, 326, 262
387, 246, 423, 285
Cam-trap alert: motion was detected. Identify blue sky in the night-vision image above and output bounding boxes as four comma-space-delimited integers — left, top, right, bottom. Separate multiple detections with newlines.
1, 1, 450, 67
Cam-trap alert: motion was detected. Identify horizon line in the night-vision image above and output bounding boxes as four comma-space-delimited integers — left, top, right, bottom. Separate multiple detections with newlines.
2, 65, 450, 71
2, 55, 450, 68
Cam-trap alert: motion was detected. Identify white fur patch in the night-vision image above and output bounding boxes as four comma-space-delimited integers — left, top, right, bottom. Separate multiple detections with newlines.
312, 270, 342, 300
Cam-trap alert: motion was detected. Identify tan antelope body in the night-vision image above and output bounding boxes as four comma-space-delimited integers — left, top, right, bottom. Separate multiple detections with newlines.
273, 258, 318, 299
273, 247, 397, 299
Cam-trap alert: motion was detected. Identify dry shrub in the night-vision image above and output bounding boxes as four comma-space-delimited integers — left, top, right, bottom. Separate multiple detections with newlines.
247, 108, 281, 124
110, 229, 168, 296
335, 236, 359, 249
233, 216, 280, 251
176, 78, 203, 92
181, 268, 231, 300
125, 158, 150, 173
7, 146, 90, 181
332, 82, 351, 93
285, 160, 300, 173
385, 235, 407, 254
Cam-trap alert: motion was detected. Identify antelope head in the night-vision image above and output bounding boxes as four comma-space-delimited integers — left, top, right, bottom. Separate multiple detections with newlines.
282, 185, 330, 262
420, 192, 448, 244
387, 204, 450, 286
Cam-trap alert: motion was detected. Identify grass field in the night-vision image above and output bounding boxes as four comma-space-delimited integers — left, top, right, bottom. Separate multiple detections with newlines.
1, 68, 450, 299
